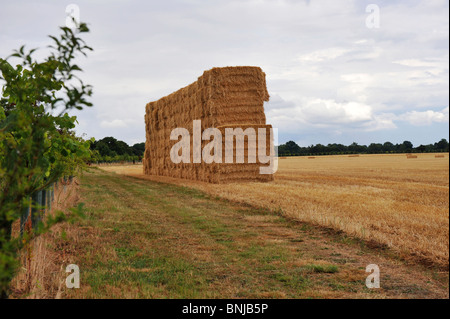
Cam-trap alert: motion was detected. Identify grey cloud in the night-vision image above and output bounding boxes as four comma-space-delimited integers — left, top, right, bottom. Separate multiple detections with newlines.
0, 0, 448, 145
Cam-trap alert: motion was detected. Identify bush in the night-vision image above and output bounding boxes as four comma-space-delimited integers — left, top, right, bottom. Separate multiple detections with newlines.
0, 21, 93, 298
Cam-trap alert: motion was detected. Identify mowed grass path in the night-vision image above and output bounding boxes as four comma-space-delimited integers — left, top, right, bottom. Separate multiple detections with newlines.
65, 168, 448, 298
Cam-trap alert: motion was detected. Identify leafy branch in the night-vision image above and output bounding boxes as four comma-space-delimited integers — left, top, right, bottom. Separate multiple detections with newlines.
0, 22, 93, 298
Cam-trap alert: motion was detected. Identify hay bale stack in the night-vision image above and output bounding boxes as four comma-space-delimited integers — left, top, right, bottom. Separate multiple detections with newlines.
435, 154, 445, 158
406, 155, 418, 159
144, 66, 274, 183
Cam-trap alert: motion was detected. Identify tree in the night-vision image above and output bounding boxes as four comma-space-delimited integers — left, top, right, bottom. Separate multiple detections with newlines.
311, 144, 326, 154
276, 138, 447, 157
132, 142, 145, 157
435, 138, 449, 152
368, 143, 383, 154
90, 137, 145, 162
278, 140, 301, 156
400, 141, 414, 153
382, 142, 395, 153
0, 22, 93, 298
348, 142, 367, 154
415, 145, 427, 153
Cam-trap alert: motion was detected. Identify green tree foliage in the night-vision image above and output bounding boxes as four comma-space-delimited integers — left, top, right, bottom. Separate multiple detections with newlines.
399, 140, 414, 153
132, 142, 145, 156
382, 142, 395, 153
89, 137, 145, 163
0, 22, 93, 298
435, 138, 449, 152
368, 143, 383, 154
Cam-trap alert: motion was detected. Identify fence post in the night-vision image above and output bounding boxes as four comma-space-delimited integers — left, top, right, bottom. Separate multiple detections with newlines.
20, 197, 31, 236
63, 176, 67, 193
30, 189, 47, 229
31, 191, 40, 229
42, 188, 47, 217
51, 182, 55, 203
46, 186, 52, 212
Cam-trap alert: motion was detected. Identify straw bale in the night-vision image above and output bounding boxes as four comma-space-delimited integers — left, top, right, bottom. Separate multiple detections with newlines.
144, 66, 273, 183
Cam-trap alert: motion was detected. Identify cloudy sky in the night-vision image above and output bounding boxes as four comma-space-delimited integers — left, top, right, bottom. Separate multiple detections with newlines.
1, 0, 448, 147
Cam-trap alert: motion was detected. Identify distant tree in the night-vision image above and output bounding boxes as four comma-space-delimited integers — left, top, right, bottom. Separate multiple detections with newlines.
103, 137, 132, 156
132, 142, 145, 156
312, 144, 327, 154
415, 145, 427, 153
93, 140, 115, 157
348, 142, 359, 153
424, 144, 435, 153
284, 141, 302, 156
271, 138, 447, 157
327, 143, 346, 154
276, 145, 286, 156
382, 142, 395, 153
368, 143, 383, 154
400, 141, 414, 153
435, 138, 449, 152
348, 142, 367, 153
90, 137, 145, 162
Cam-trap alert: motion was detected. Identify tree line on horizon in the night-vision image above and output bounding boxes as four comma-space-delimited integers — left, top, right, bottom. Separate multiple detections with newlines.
90, 137, 449, 161
277, 138, 449, 157
89, 136, 145, 163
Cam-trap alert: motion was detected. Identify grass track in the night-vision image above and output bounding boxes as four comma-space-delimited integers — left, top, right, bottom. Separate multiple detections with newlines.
64, 168, 448, 298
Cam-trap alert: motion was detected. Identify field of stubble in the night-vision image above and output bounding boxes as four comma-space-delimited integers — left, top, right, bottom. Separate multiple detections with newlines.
101, 153, 449, 268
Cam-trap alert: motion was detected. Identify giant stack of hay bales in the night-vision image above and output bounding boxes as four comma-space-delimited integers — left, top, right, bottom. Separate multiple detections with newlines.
144, 66, 274, 183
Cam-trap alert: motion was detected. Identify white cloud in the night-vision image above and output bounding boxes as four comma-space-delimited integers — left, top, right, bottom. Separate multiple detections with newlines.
393, 58, 445, 68
296, 47, 351, 63
398, 107, 449, 126
362, 113, 397, 132
301, 99, 373, 124
266, 95, 396, 133
100, 119, 128, 128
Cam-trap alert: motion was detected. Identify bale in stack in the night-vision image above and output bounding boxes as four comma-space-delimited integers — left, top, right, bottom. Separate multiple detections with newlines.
144, 66, 274, 183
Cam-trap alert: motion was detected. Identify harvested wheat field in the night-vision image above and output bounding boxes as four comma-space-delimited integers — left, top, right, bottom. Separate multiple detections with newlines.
101, 153, 449, 269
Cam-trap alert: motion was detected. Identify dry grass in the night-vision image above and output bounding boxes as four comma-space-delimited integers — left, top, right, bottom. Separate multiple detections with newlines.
10, 179, 81, 299
102, 153, 449, 268
63, 169, 449, 298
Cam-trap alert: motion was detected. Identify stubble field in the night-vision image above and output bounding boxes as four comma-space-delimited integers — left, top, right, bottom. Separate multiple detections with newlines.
102, 153, 449, 269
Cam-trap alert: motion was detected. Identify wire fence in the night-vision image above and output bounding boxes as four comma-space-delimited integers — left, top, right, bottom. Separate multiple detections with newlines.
19, 176, 74, 235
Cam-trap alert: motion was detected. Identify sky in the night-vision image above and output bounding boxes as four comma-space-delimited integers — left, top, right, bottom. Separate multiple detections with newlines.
0, 0, 448, 147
